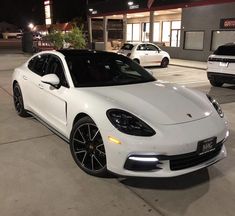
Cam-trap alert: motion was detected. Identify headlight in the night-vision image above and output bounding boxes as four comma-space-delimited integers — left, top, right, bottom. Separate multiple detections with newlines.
207, 94, 224, 118
106, 109, 156, 136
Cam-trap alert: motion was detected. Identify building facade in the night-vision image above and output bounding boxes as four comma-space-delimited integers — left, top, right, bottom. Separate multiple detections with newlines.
87, 0, 235, 61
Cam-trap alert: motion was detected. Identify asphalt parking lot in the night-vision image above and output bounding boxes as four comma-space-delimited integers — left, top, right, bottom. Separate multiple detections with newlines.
0, 54, 235, 216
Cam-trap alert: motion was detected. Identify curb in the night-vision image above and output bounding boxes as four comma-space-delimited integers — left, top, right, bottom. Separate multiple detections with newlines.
169, 63, 207, 71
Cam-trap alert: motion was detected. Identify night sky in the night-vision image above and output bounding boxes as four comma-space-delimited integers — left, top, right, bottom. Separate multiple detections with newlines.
0, 0, 105, 28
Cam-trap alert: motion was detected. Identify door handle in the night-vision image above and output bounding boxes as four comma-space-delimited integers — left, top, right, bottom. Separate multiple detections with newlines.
38, 83, 44, 89
23, 75, 28, 80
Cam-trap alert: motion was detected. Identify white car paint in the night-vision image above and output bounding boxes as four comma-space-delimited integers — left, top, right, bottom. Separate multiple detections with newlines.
207, 43, 235, 86
117, 42, 170, 67
12, 50, 228, 177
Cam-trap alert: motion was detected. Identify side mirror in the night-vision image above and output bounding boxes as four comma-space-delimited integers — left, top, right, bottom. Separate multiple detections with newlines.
41, 74, 60, 88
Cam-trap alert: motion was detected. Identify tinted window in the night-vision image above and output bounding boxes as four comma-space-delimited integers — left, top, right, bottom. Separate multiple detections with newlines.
46, 56, 68, 87
137, 44, 146, 51
65, 53, 156, 87
120, 43, 134, 50
146, 44, 158, 51
28, 55, 49, 76
214, 45, 235, 56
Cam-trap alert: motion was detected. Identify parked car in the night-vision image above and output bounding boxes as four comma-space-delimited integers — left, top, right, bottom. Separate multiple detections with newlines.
117, 42, 170, 67
12, 50, 228, 177
207, 43, 235, 87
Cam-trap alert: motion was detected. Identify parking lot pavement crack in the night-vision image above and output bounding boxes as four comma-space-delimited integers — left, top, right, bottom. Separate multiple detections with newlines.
118, 180, 166, 216
0, 134, 54, 146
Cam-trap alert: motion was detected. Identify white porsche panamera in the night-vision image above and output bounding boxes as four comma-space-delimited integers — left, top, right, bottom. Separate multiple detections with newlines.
12, 50, 229, 177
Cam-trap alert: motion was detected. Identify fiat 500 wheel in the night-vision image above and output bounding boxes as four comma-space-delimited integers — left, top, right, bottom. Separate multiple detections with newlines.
161, 58, 169, 68
70, 116, 108, 177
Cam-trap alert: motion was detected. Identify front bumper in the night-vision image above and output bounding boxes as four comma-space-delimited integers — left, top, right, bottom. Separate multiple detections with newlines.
104, 112, 228, 177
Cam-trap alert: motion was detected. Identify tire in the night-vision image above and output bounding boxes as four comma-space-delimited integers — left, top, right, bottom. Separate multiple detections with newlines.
70, 116, 108, 177
133, 58, 140, 64
161, 58, 169, 68
13, 83, 29, 117
209, 80, 223, 87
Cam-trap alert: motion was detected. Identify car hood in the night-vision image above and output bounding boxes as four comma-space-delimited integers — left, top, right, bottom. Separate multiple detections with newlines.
84, 81, 213, 125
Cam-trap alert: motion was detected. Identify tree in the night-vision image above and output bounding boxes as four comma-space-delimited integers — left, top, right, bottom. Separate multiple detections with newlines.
64, 25, 86, 49
46, 29, 64, 49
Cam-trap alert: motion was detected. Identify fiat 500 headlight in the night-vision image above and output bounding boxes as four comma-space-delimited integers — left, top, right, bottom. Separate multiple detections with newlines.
107, 109, 156, 136
207, 94, 224, 118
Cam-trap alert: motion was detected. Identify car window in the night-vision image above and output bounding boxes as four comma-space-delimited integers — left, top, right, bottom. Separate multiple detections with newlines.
137, 44, 147, 51
46, 56, 69, 88
146, 44, 158, 51
214, 45, 235, 56
28, 54, 49, 76
120, 43, 134, 50
64, 53, 156, 87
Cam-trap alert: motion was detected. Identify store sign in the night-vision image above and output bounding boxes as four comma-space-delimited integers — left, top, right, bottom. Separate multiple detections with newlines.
220, 18, 235, 29
129, 4, 139, 9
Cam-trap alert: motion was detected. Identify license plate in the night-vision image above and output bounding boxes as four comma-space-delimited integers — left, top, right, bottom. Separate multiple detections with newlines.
197, 137, 217, 155
219, 62, 229, 67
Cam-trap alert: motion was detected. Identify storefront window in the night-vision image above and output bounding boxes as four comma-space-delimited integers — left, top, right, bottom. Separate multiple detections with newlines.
170, 21, 181, 47
153, 22, 160, 42
184, 31, 204, 50
211, 30, 235, 50
127, 23, 140, 41
142, 22, 150, 42
162, 21, 171, 46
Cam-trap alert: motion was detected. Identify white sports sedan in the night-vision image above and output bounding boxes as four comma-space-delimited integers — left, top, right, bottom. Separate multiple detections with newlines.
12, 50, 228, 177
117, 42, 170, 67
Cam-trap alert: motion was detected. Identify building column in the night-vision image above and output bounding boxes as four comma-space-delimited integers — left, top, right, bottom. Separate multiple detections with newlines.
103, 16, 108, 51
88, 17, 93, 47
149, 11, 154, 43
123, 14, 127, 43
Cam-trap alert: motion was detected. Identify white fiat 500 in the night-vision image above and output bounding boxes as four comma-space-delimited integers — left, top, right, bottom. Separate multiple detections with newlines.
117, 42, 170, 67
207, 43, 235, 87
12, 50, 228, 177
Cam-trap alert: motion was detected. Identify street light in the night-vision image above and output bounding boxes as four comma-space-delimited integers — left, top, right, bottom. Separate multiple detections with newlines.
128, 1, 134, 6
28, 23, 34, 31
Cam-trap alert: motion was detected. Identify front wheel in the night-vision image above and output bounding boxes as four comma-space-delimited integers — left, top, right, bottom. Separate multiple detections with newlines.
70, 116, 108, 177
161, 58, 169, 68
13, 83, 28, 117
209, 80, 223, 87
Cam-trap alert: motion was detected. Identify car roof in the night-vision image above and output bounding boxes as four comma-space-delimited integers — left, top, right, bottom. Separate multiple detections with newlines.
220, 42, 235, 47
58, 49, 119, 57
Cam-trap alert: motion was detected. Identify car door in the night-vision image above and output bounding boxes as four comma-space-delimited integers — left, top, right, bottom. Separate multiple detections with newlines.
38, 55, 70, 135
145, 44, 162, 66
135, 44, 149, 66
21, 54, 49, 115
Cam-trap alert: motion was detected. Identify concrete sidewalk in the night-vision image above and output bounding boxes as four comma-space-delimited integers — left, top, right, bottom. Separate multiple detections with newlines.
170, 58, 207, 70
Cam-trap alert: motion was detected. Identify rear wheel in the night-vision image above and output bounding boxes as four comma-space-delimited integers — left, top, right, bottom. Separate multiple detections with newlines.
70, 116, 108, 177
209, 80, 223, 87
161, 58, 169, 68
13, 83, 28, 117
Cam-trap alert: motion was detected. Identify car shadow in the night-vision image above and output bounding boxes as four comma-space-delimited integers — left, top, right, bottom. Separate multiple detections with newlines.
208, 84, 235, 104
118, 168, 209, 190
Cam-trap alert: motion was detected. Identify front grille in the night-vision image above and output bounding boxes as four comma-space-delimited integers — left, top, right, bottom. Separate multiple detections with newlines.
170, 144, 223, 171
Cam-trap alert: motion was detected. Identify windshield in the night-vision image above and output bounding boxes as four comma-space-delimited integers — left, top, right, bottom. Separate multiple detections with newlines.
65, 53, 156, 87
214, 45, 235, 56
120, 43, 134, 50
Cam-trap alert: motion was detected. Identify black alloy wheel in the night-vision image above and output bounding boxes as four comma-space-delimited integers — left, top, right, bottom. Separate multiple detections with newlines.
13, 83, 28, 117
70, 116, 108, 177
161, 58, 169, 68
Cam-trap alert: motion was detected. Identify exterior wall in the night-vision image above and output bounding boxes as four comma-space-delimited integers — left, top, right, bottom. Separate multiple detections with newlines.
161, 2, 235, 61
